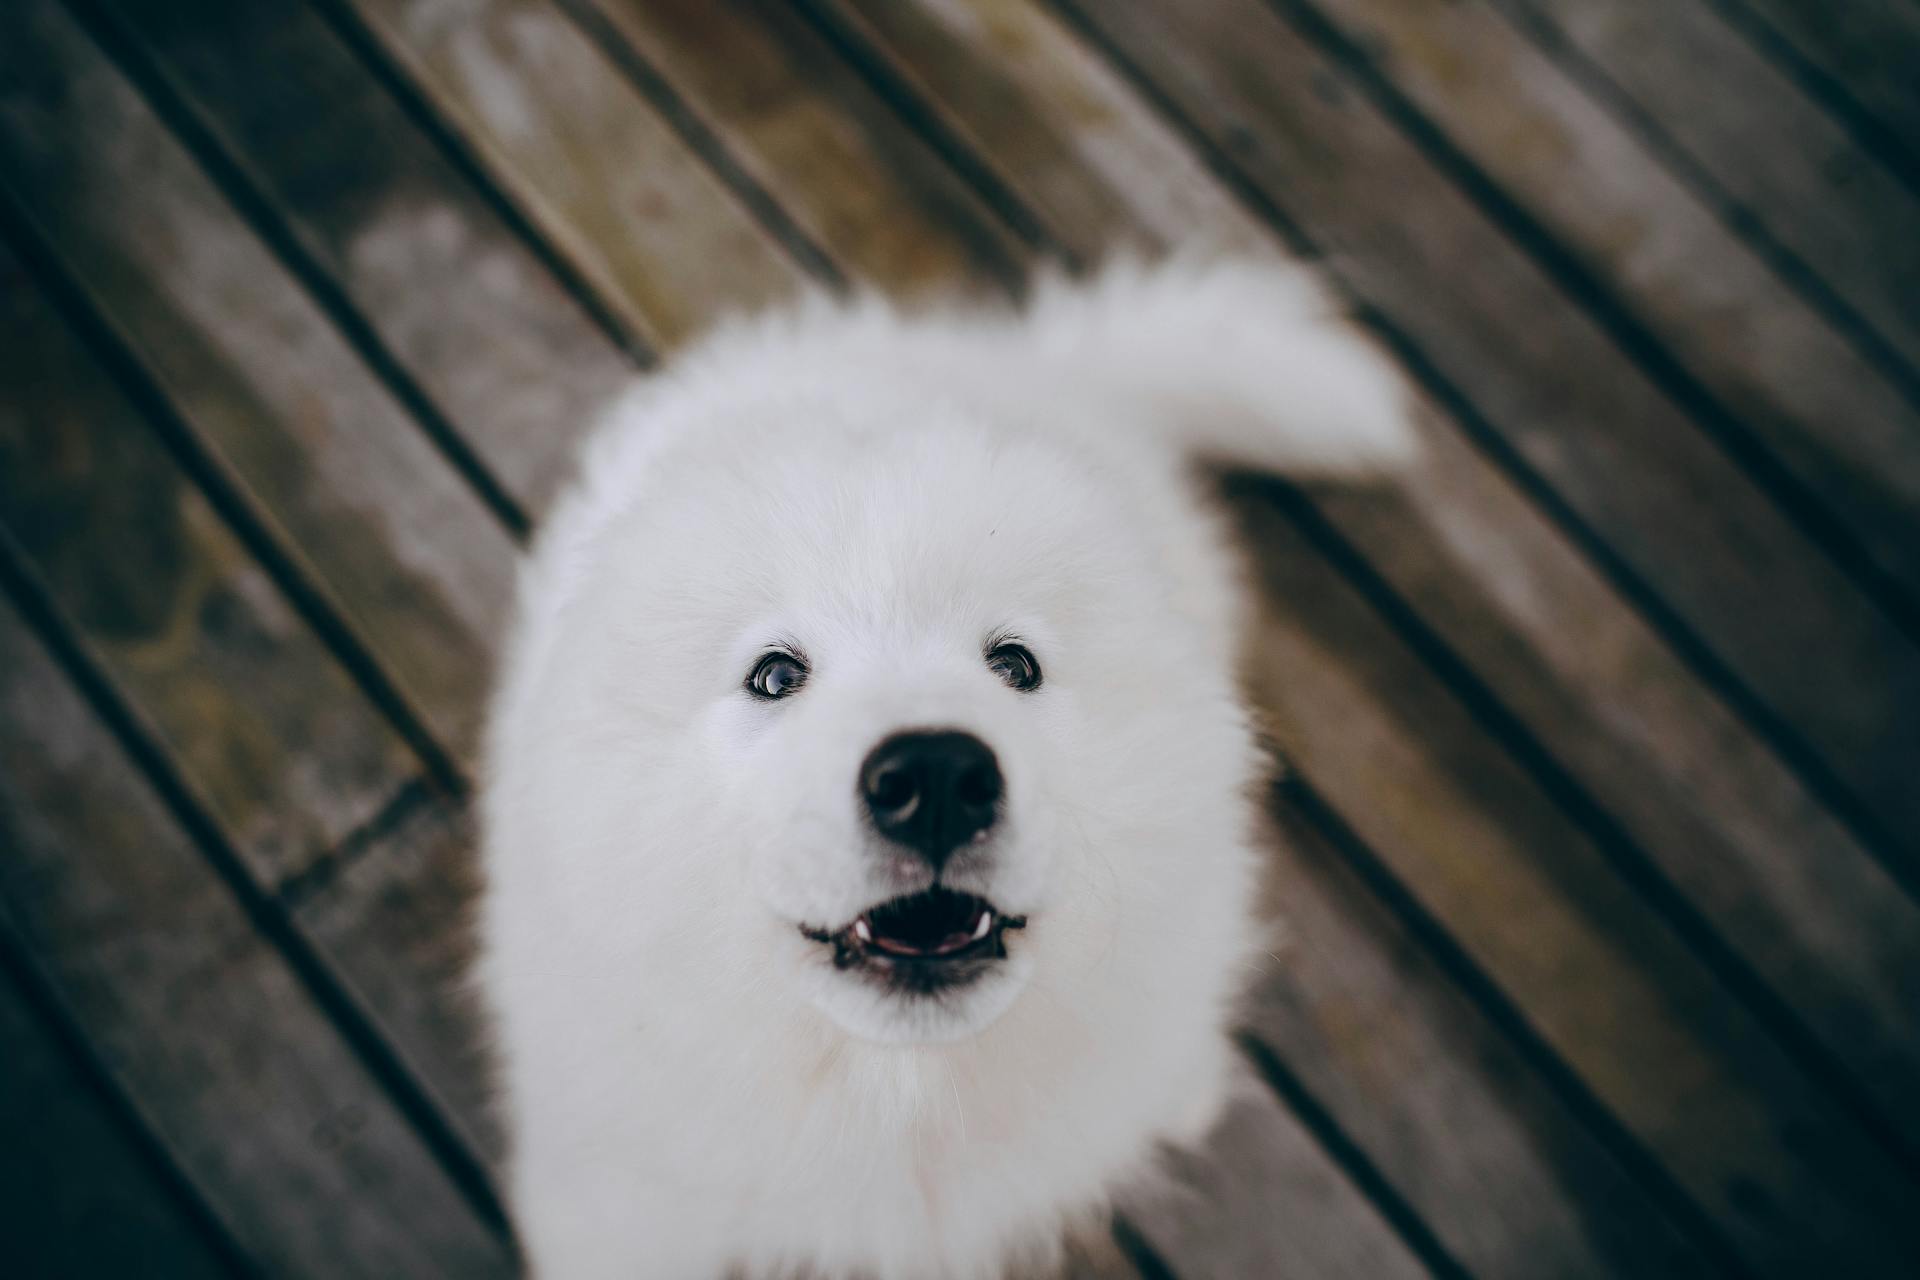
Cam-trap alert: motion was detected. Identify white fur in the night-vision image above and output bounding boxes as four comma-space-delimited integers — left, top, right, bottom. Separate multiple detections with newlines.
480, 258, 1414, 1278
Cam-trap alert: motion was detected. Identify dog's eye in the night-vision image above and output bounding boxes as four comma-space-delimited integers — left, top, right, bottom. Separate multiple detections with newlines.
747, 652, 808, 700
986, 642, 1042, 692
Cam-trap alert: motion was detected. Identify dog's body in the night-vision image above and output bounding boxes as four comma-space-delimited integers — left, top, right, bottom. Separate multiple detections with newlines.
480, 260, 1413, 1278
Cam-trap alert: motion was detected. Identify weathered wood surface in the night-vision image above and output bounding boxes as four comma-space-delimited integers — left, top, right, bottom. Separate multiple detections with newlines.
90, 0, 644, 517
0, 595, 514, 1277
583, 0, 1032, 294
1122, 1077, 1432, 1280
289, 789, 505, 1162
0, 209, 410, 889
1054, 0, 1920, 900
1242, 794, 1710, 1277
339, 0, 802, 356
1498, 0, 1920, 392
4, 0, 1919, 1274
1289, 0, 1920, 623
1234, 482, 1920, 1272
1718, 0, 1920, 186
0, 0, 513, 763
0, 923, 240, 1279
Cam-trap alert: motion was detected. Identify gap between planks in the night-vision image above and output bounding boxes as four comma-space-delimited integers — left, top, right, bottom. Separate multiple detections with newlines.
276, 776, 444, 910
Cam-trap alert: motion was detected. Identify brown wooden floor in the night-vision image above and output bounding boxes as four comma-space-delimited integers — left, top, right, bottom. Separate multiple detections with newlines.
3, 0, 1919, 1275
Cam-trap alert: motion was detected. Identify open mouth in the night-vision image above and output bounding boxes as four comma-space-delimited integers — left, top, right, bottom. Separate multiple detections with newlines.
802, 887, 1025, 991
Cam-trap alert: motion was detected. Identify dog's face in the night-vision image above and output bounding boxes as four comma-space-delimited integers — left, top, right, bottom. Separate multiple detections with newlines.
498, 396, 1258, 1055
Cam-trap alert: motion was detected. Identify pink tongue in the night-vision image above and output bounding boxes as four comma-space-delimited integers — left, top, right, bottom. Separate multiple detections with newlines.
870, 928, 969, 957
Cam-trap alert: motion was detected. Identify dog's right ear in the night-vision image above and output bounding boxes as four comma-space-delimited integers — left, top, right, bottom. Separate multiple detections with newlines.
1019, 256, 1421, 478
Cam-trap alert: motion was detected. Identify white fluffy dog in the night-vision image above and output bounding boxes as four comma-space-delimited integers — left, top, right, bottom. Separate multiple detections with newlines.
480, 259, 1413, 1278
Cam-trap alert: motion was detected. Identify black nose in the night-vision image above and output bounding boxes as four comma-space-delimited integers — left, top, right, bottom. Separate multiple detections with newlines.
860, 730, 1002, 868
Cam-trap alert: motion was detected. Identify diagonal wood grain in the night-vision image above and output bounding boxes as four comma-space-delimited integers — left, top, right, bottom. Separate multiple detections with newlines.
0, 597, 514, 1278
577, 0, 1032, 294
1052, 0, 1920, 893
1231, 483, 1920, 1272
94, 0, 641, 516
0, 0, 514, 762
336, 0, 802, 357
1120, 1074, 1433, 1280
1283, 0, 1920, 622
289, 791, 505, 1165
1240, 792, 1714, 1277
1715, 0, 1920, 189
0, 927, 245, 1280
0, 215, 411, 888
1494, 0, 1920, 395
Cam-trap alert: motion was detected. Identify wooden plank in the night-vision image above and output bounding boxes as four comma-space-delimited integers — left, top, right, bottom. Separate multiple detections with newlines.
288, 791, 504, 1164
336, 0, 803, 356
0, 939, 241, 1280
1495, 0, 1920, 400
1286, 0, 1920, 613
1229, 483, 1920, 1272
1719, 0, 1920, 184
1050, 0, 1920, 889
1301, 431, 1920, 1159
572, 0, 1032, 294
0, 222, 412, 888
0, 0, 514, 761
1240, 795, 1712, 1277
90, 0, 640, 515
811, 0, 1920, 1213
0, 598, 514, 1278
1120, 1076, 1433, 1280
796, 0, 1268, 258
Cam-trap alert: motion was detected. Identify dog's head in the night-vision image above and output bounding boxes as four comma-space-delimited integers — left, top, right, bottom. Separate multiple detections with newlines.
486, 384, 1262, 1063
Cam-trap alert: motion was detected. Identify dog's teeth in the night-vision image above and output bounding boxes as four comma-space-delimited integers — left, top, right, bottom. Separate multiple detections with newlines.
971, 911, 993, 941
853, 918, 873, 943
